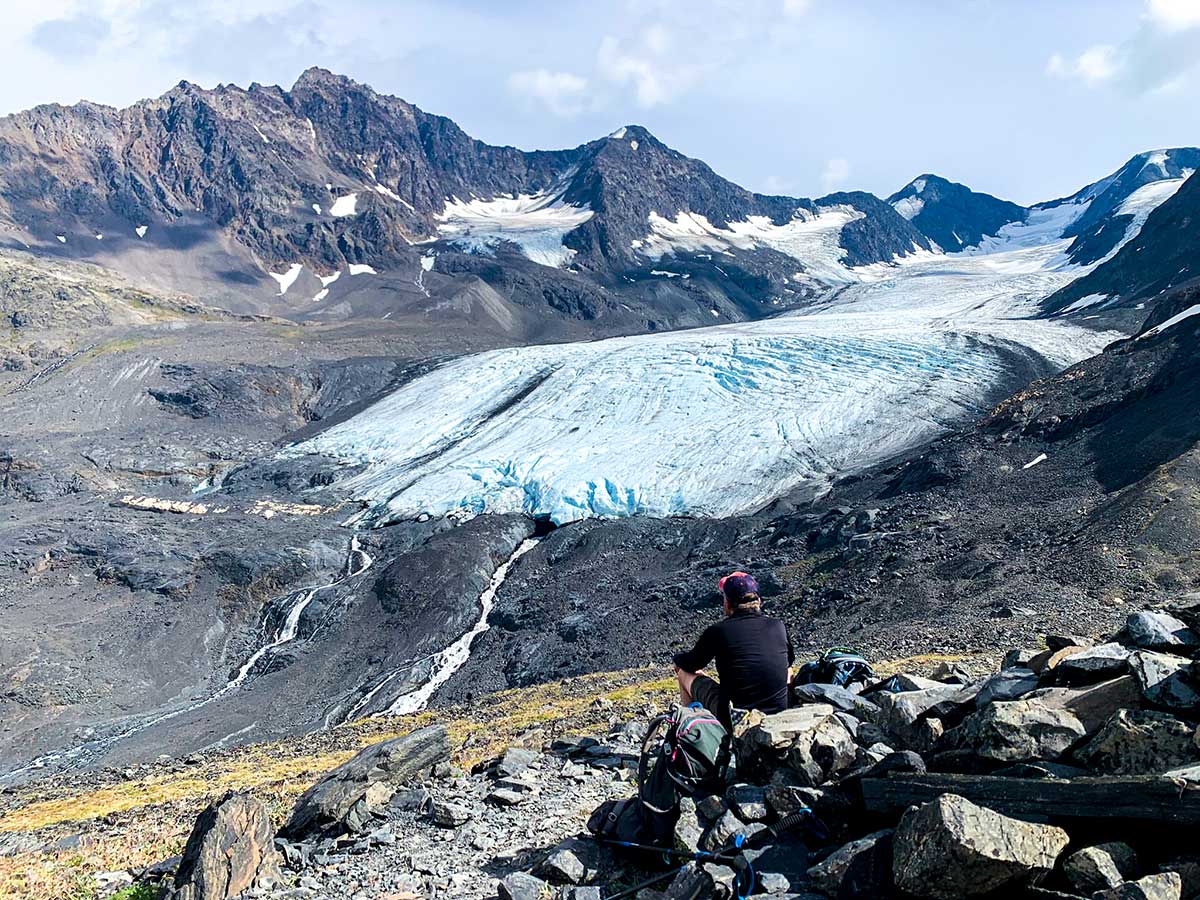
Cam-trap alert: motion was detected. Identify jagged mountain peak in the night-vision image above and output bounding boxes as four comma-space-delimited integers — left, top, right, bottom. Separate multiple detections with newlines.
886, 173, 1026, 252
292, 65, 361, 90
896, 173, 950, 194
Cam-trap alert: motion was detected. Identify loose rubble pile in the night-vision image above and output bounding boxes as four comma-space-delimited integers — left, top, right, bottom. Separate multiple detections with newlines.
140, 600, 1200, 900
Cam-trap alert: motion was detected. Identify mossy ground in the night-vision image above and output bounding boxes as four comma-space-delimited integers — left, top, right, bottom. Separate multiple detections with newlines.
0, 669, 675, 900
0, 653, 995, 900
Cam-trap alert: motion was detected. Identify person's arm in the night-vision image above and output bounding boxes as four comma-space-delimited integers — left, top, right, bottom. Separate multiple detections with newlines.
785, 625, 796, 680
673, 625, 717, 674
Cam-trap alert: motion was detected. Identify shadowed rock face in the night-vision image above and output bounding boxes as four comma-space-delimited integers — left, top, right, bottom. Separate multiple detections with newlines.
886, 174, 1028, 252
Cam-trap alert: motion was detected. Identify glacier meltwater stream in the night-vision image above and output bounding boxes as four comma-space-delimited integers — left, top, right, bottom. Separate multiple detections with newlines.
1, 536, 374, 782
341, 537, 543, 720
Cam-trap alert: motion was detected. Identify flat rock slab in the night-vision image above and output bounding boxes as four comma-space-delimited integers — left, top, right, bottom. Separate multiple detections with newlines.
284, 725, 449, 838
861, 773, 1200, 824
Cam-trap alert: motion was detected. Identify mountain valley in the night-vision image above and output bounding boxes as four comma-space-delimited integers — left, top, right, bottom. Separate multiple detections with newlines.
0, 68, 1197, 824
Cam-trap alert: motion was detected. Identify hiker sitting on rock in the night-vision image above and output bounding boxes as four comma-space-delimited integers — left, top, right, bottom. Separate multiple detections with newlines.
673, 571, 794, 729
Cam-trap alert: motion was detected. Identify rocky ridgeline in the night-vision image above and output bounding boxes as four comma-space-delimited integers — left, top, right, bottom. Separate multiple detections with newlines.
129, 600, 1200, 900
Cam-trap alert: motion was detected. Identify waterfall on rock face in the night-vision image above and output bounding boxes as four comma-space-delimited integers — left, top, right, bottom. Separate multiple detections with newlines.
384, 537, 541, 715
0, 535, 375, 783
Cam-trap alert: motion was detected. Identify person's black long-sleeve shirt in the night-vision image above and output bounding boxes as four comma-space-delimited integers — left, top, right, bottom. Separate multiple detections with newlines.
673, 607, 794, 714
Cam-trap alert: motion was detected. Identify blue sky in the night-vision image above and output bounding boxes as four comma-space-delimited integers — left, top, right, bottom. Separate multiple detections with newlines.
6, 0, 1200, 204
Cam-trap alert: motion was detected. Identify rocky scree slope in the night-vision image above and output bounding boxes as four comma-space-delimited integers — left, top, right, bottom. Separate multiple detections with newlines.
98, 597, 1200, 900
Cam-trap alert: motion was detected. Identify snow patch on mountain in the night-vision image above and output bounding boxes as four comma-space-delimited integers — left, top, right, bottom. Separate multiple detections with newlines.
1141, 303, 1200, 339
1116, 173, 1191, 220
892, 196, 925, 220
269, 263, 303, 295
1140, 151, 1170, 177
1060, 293, 1111, 313
636, 206, 865, 283
330, 193, 359, 217
435, 189, 594, 268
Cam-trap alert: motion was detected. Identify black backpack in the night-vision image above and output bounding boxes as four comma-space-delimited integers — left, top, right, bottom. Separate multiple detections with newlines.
792, 647, 875, 688
587, 704, 731, 847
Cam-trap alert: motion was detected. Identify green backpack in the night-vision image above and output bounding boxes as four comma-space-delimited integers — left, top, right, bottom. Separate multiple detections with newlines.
637, 703, 731, 844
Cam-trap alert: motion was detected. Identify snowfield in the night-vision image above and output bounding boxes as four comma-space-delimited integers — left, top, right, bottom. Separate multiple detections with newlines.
435, 189, 594, 268
286, 172, 1186, 525
634, 206, 868, 285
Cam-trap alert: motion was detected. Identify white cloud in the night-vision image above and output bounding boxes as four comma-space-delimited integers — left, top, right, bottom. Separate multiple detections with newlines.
596, 30, 706, 108
507, 68, 589, 117
1046, 44, 1119, 85
1146, 0, 1200, 31
592, 1, 813, 109
820, 158, 851, 193
1048, 1, 1200, 95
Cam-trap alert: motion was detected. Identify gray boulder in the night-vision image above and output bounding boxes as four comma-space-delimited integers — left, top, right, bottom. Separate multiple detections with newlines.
1052, 643, 1133, 685
1003, 648, 1040, 669
976, 668, 1040, 706
1131, 652, 1200, 713
430, 800, 472, 828
1029, 675, 1145, 734
495, 747, 538, 778
161, 792, 280, 900
498, 872, 548, 900
673, 796, 705, 854
791, 683, 881, 720
702, 810, 748, 853
876, 683, 977, 733
284, 725, 449, 838
951, 699, 1087, 763
1075, 709, 1199, 775
535, 838, 590, 885
1092, 872, 1182, 900
892, 794, 1069, 899
1158, 858, 1200, 900
737, 706, 856, 786
1127, 612, 1199, 651
1062, 842, 1139, 893
726, 784, 768, 822
806, 829, 894, 898
661, 863, 714, 899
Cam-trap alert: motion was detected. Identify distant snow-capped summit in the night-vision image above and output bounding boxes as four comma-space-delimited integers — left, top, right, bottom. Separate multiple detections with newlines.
886, 174, 1027, 252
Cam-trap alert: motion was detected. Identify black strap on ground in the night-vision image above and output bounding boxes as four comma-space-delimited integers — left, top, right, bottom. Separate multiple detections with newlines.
587, 803, 830, 899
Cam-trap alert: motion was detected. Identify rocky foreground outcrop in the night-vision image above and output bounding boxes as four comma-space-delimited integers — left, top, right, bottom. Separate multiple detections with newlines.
159, 792, 280, 900
126, 599, 1200, 900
